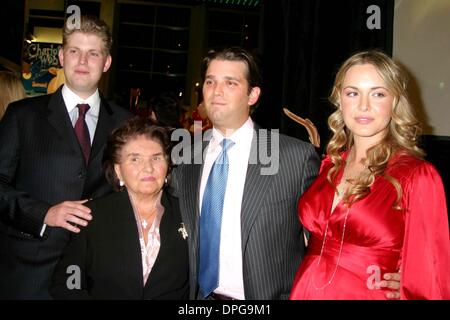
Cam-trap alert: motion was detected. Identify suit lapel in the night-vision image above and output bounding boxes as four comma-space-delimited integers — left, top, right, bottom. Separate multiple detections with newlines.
241, 129, 273, 254
191, 137, 208, 236
180, 137, 207, 298
115, 190, 145, 291
185, 165, 202, 233
46, 89, 116, 167
46, 87, 81, 157
187, 148, 204, 278
89, 96, 115, 163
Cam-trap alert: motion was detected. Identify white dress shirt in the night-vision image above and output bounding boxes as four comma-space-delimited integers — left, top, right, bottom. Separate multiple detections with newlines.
199, 117, 254, 300
62, 84, 101, 144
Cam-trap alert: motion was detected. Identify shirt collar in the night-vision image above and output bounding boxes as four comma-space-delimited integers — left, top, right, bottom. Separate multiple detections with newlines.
210, 117, 254, 148
62, 85, 101, 116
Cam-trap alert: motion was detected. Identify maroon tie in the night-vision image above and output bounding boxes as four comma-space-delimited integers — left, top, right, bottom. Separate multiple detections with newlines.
75, 104, 91, 164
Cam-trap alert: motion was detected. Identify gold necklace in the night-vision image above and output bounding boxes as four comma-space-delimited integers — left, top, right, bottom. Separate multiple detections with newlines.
314, 164, 352, 290
313, 207, 350, 290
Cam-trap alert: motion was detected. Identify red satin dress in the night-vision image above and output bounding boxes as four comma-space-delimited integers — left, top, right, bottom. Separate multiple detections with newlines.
290, 152, 450, 300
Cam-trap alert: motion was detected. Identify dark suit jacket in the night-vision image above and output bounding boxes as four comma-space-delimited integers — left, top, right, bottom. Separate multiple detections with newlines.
50, 189, 189, 300
0, 87, 132, 299
174, 127, 320, 300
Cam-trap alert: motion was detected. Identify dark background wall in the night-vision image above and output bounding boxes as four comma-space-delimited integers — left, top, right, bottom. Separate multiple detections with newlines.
0, 0, 25, 70
255, 0, 394, 152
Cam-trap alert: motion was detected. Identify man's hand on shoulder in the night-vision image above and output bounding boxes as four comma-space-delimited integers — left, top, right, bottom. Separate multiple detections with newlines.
44, 200, 92, 233
380, 271, 401, 299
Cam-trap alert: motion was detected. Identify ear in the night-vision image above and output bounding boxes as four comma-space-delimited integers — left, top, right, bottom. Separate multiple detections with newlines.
248, 87, 261, 106
114, 163, 122, 182
103, 54, 112, 73
150, 111, 157, 122
58, 48, 64, 67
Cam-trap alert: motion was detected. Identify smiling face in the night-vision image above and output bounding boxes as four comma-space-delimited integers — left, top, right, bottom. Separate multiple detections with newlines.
202, 59, 260, 135
58, 31, 112, 99
340, 63, 394, 147
114, 135, 168, 200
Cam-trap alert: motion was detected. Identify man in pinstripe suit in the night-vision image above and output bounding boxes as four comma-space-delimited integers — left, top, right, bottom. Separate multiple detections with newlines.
174, 47, 320, 300
0, 16, 132, 299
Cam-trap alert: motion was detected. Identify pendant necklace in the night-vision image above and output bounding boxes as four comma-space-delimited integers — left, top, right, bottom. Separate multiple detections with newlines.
313, 165, 351, 290
139, 206, 156, 230
129, 193, 156, 231
312, 207, 350, 290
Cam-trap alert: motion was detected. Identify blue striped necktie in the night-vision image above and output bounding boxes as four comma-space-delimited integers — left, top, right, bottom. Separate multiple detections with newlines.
198, 138, 234, 298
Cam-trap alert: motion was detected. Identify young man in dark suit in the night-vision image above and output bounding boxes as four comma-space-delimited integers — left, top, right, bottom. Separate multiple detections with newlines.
174, 47, 320, 300
0, 15, 132, 299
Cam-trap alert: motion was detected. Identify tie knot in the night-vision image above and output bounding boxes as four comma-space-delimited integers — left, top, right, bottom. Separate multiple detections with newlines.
77, 103, 90, 116
220, 138, 234, 152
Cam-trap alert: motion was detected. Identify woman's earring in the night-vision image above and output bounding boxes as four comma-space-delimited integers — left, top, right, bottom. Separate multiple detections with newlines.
119, 180, 124, 187
164, 177, 168, 185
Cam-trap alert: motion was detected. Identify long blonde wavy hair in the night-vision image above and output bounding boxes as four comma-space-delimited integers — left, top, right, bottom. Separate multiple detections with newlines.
326, 50, 424, 207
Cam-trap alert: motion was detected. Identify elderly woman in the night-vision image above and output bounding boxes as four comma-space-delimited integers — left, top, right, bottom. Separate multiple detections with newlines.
51, 118, 189, 299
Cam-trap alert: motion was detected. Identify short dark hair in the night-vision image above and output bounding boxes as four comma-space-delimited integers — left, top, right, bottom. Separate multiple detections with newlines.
201, 47, 262, 94
103, 117, 172, 191
150, 91, 182, 128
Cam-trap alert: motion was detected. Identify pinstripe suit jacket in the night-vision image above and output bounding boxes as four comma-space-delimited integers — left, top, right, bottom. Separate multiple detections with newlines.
174, 126, 320, 300
0, 86, 132, 299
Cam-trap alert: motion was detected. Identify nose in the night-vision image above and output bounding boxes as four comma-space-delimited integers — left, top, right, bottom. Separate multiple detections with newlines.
142, 159, 155, 172
79, 52, 87, 65
213, 82, 224, 96
358, 93, 370, 112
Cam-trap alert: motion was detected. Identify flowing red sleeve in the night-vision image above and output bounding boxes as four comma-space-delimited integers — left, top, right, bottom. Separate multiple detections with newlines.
400, 162, 450, 299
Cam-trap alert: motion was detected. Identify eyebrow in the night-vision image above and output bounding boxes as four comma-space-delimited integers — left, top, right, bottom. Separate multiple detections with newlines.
343, 85, 388, 90
126, 152, 164, 157
66, 46, 102, 53
205, 75, 241, 82
151, 152, 165, 157
126, 152, 141, 157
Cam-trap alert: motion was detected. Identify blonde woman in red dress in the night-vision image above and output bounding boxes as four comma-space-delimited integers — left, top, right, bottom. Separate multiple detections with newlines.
290, 50, 450, 300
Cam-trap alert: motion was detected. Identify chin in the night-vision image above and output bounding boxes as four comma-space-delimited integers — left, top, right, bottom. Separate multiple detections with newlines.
143, 187, 162, 195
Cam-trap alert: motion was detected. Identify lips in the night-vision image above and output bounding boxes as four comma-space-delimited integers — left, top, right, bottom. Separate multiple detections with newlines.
211, 101, 226, 106
74, 69, 89, 75
141, 176, 156, 182
354, 116, 374, 124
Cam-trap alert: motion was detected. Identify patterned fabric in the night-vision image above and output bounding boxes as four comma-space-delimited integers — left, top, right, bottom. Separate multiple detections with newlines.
74, 103, 91, 163
174, 128, 321, 300
139, 207, 164, 285
130, 191, 164, 285
199, 138, 234, 298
